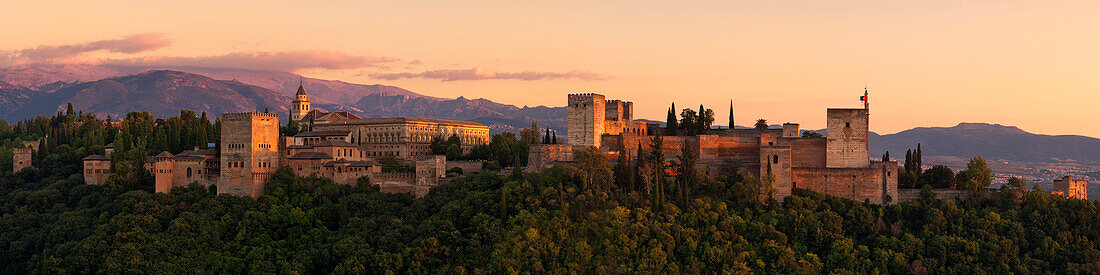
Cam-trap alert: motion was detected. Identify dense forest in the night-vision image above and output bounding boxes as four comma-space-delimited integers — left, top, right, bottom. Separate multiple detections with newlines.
1, 109, 1099, 273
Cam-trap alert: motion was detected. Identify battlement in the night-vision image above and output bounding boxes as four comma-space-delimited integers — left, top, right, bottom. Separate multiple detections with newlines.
221, 112, 279, 120
568, 93, 605, 103
13, 148, 32, 154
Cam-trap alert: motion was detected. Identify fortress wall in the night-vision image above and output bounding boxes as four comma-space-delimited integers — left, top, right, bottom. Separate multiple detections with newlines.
527, 144, 575, 172
446, 160, 484, 174
788, 138, 827, 168
760, 146, 792, 199
791, 164, 894, 204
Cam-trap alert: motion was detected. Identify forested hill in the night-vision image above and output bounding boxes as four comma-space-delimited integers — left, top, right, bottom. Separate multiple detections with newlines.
1, 111, 1099, 273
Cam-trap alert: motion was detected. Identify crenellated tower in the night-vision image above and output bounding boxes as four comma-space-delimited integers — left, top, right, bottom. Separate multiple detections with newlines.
217, 112, 280, 198
567, 93, 606, 147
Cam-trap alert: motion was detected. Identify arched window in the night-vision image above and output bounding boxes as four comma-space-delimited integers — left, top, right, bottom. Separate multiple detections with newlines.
773, 155, 779, 164
187, 167, 192, 178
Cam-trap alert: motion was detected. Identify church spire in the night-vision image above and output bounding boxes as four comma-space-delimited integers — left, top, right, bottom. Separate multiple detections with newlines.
296, 77, 307, 96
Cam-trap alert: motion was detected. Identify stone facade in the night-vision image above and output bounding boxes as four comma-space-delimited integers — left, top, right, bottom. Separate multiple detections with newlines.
153, 149, 218, 193
82, 154, 110, 185
527, 144, 575, 172
217, 112, 280, 198
1052, 176, 1087, 200
826, 108, 870, 168
13, 147, 32, 172
311, 117, 489, 160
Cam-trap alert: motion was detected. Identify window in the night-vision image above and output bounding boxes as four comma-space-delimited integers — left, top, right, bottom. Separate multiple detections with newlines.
187, 168, 192, 178
845, 122, 850, 128
772, 155, 779, 164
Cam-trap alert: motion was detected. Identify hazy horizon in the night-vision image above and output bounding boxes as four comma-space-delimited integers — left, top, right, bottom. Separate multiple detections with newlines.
3, 0, 1099, 138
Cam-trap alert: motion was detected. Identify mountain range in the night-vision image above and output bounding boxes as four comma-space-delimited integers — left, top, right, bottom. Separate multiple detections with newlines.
0, 64, 1096, 167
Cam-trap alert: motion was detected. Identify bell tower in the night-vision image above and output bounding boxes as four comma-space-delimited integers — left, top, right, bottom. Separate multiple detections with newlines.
291, 79, 311, 121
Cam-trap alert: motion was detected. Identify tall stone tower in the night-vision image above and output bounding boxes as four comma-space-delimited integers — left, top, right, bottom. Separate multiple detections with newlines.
567, 93, 606, 147
12, 147, 32, 172
217, 112, 280, 198
290, 81, 311, 121
825, 107, 870, 168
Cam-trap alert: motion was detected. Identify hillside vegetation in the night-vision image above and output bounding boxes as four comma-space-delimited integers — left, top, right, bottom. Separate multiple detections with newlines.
0, 111, 1098, 273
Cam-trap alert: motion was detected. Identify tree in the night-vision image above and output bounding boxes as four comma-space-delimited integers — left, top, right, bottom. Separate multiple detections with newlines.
65, 103, 75, 116
281, 119, 301, 137
520, 121, 540, 144
575, 146, 612, 191
802, 131, 822, 138
679, 108, 697, 135
754, 119, 768, 130
542, 128, 551, 144
919, 165, 955, 189
698, 105, 714, 133
958, 156, 992, 191
665, 104, 678, 135
728, 100, 734, 130
430, 135, 446, 155
445, 134, 463, 159
1007, 177, 1028, 190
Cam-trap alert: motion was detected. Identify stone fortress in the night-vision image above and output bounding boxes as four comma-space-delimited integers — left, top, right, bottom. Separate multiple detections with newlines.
535, 90, 900, 204
82, 83, 490, 198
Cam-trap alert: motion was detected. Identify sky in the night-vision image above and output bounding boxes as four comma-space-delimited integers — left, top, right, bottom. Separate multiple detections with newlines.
1, 0, 1099, 137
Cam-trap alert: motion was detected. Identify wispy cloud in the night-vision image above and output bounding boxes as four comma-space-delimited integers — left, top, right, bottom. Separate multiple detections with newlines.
5, 33, 170, 62
102, 51, 394, 72
370, 68, 606, 81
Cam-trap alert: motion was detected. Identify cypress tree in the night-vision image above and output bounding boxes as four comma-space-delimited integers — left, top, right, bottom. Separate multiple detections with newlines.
729, 100, 734, 130
916, 143, 923, 173
665, 104, 678, 136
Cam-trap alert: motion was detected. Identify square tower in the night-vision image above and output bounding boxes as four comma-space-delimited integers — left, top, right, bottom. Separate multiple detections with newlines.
218, 112, 280, 198
12, 147, 32, 172
567, 93, 606, 147
1053, 176, 1087, 200
826, 108, 870, 168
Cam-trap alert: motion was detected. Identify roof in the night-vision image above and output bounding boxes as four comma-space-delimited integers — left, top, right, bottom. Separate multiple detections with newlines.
289, 151, 333, 160
314, 140, 357, 147
322, 160, 379, 167
82, 154, 110, 161
294, 130, 351, 137
296, 84, 307, 96
286, 145, 313, 149
177, 149, 216, 157
105, 143, 114, 149
315, 117, 488, 128
155, 151, 174, 158
299, 110, 362, 122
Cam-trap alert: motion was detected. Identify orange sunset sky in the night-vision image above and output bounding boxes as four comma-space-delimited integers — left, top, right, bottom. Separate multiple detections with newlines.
1, 0, 1098, 137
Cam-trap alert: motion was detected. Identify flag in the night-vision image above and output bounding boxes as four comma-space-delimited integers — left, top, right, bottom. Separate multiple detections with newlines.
860, 95, 867, 101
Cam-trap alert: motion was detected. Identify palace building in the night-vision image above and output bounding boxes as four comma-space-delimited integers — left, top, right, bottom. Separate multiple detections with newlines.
290, 85, 491, 161
81, 82, 479, 198
533, 90, 899, 204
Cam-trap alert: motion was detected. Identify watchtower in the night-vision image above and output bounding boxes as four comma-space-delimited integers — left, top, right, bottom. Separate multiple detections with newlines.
567, 93, 606, 147
13, 147, 32, 172
826, 108, 870, 168
217, 112, 280, 198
